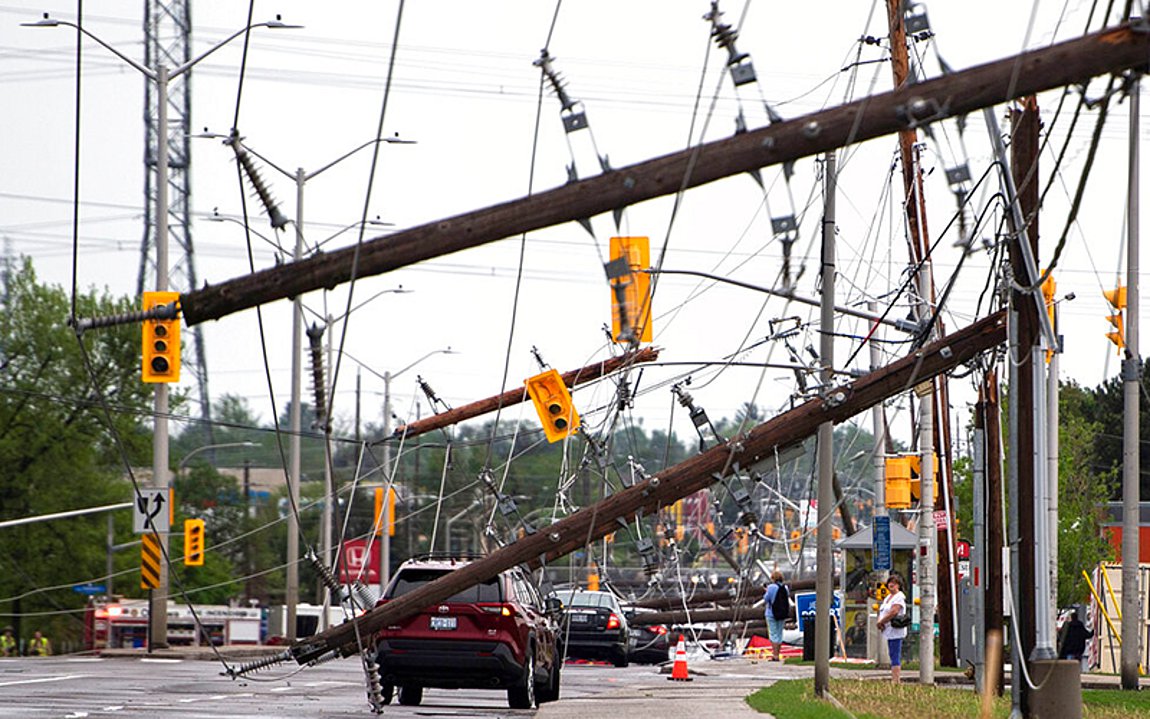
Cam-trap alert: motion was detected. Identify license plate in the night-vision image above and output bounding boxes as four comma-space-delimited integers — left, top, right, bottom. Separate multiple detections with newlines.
571, 613, 589, 623
430, 616, 457, 631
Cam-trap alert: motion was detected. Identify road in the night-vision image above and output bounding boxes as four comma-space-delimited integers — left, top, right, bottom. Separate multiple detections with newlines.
0, 655, 724, 719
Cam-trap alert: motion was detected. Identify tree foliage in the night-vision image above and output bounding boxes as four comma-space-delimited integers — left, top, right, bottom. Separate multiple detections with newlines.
0, 260, 153, 648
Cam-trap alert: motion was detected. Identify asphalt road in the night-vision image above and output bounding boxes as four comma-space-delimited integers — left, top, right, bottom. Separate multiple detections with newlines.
0, 655, 681, 719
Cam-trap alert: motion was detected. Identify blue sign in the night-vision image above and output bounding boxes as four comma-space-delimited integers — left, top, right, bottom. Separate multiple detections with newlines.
72, 583, 106, 595
794, 590, 842, 625
873, 515, 892, 571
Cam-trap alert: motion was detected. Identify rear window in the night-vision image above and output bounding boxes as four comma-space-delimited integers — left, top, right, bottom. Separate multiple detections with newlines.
387, 568, 503, 603
555, 591, 614, 609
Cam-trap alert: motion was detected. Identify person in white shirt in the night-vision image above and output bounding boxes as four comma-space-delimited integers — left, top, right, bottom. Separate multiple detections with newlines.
876, 574, 908, 683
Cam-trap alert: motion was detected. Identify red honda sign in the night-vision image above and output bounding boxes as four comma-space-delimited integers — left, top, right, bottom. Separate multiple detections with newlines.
339, 538, 380, 585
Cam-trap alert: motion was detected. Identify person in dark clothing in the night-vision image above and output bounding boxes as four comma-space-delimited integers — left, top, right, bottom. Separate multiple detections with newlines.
1058, 611, 1093, 666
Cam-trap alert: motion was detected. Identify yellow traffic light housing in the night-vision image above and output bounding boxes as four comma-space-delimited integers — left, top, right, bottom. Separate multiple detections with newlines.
1104, 286, 1127, 352
142, 291, 181, 383
525, 368, 580, 442
373, 487, 397, 537
885, 456, 913, 509
608, 236, 653, 344
184, 518, 204, 566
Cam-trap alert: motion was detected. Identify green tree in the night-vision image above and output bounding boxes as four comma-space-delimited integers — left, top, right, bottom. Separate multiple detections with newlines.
0, 260, 153, 649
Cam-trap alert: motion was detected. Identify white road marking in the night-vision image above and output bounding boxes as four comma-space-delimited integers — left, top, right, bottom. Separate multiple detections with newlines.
101, 706, 124, 712
0, 674, 88, 687
139, 658, 182, 664
63, 713, 89, 718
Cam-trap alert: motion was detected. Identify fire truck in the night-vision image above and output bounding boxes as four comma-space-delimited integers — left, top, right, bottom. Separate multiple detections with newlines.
84, 596, 262, 650
83, 597, 351, 650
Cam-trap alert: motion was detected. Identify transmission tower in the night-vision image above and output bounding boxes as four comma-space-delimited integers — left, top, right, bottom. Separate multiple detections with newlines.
138, 0, 213, 440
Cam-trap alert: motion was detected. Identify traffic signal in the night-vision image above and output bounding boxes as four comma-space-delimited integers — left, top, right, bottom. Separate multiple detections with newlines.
1104, 286, 1126, 352
608, 236, 653, 344
525, 368, 580, 442
184, 518, 204, 566
142, 291, 181, 383
885, 456, 913, 509
1042, 275, 1056, 363
908, 453, 940, 503
789, 529, 801, 553
373, 487, 396, 537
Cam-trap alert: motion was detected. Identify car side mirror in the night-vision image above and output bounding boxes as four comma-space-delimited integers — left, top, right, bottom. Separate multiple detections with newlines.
545, 597, 563, 613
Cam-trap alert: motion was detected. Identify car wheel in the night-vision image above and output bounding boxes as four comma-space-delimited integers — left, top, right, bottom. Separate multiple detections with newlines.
613, 649, 629, 668
397, 685, 423, 706
507, 649, 536, 709
537, 659, 560, 704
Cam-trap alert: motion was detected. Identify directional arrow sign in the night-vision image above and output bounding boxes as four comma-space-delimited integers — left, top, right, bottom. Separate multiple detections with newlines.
133, 488, 172, 534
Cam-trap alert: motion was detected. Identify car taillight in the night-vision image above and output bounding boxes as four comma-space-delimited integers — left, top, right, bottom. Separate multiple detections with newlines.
607, 613, 621, 630
652, 625, 668, 635
479, 604, 515, 617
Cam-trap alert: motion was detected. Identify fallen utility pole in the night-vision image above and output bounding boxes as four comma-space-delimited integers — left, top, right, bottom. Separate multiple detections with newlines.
388, 347, 659, 441
180, 22, 1150, 327
285, 311, 1005, 665
630, 577, 829, 610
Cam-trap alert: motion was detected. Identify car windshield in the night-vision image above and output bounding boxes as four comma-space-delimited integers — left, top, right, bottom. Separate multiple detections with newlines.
388, 568, 503, 603
554, 591, 614, 609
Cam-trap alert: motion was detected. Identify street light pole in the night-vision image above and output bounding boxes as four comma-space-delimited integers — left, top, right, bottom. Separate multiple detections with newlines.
380, 348, 456, 588
24, 12, 299, 650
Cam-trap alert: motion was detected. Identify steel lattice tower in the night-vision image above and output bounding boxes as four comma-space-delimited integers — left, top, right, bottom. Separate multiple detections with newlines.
138, 0, 213, 439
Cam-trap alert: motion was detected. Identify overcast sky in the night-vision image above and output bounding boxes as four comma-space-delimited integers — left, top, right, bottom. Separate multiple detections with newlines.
2, 1, 1146, 452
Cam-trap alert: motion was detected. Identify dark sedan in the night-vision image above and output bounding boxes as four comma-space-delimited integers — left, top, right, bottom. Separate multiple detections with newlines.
554, 590, 629, 667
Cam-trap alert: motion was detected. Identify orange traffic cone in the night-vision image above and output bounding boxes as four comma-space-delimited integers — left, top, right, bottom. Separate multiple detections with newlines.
668, 634, 692, 681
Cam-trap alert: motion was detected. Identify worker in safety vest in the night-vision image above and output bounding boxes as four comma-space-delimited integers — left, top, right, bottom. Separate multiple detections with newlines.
28, 630, 51, 657
0, 627, 15, 657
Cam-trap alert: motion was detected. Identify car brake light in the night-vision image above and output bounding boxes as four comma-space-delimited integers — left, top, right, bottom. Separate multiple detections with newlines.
607, 613, 620, 630
653, 625, 668, 635
479, 604, 515, 617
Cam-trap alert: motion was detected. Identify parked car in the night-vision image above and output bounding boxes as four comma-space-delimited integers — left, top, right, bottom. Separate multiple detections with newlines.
554, 589, 630, 667
624, 606, 672, 664
373, 555, 561, 709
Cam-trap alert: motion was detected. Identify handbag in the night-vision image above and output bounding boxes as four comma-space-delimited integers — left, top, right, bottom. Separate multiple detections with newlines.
890, 612, 912, 629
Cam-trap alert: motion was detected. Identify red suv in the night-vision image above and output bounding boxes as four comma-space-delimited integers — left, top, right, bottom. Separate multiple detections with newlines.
373, 555, 561, 709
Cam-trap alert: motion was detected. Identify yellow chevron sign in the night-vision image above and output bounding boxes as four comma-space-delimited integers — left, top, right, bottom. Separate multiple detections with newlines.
141, 533, 161, 590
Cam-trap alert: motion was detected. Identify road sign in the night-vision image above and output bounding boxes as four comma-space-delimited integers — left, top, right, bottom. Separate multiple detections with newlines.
133, 488, 172, 534
141, 533, 161, 590
933, 509, 949, 530
72, 583, 106, 595
794, 590, 843, 623
872, 515, 892, 571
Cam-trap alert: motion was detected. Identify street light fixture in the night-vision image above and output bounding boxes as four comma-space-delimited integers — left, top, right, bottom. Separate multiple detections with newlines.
24, 11, 300, 651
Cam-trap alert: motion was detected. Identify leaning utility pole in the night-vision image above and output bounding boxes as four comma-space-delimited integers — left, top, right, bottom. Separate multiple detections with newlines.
179, 22, 1150, 328
814, 151, 836, 697
276, 313, 1006, 667
1120, 74, 1141, 691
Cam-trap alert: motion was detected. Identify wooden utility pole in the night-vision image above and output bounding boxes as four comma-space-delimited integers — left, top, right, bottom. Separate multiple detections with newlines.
983, 370, 1005, 696
179, 23, 1150, 327
1009, 97, 1042, 716
388, 348, 659, 440
285, 312, 1006, 664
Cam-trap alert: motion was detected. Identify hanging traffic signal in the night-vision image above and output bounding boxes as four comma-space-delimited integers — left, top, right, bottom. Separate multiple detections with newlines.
608, 236, 653, 344
184, 518, 204, 566
525, 368, 580, 442
789, 529, 801, 553
908, 453, 940, 503
1104, 286, 1127, 352
142, 291, 181, 383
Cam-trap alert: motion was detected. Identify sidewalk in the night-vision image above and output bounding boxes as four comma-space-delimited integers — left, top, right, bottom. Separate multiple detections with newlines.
536, 652, 1150, 719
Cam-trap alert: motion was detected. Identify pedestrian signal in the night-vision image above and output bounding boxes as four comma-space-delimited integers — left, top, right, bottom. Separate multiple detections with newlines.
142, 291, 181, 383
184, 518, 204, 566
525, 368, 580, 442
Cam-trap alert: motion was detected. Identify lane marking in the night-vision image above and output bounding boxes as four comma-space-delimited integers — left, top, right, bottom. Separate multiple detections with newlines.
0, 674, 88, 687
